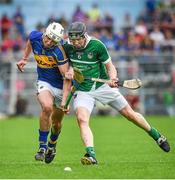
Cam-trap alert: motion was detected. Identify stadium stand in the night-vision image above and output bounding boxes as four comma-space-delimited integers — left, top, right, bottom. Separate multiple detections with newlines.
0, 0, 174, 116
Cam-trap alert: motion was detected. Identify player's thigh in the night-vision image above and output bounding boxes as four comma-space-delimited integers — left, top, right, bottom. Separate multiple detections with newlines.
37, 90, 54, 108
94, 84, 128, 107
37, 80, 61, 108
50, 87, 63, 108
37, 81, 63, 108
108, 94, 128, 111
73, 91, 95, 114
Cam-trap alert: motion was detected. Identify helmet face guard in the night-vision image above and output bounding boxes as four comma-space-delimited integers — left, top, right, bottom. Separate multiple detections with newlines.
68, 33, 83, 40
46, 31, 62, 44
44, 22, 64, 45
68, 22, 86, 40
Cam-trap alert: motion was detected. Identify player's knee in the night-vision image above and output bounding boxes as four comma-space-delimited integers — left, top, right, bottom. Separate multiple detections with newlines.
77, 114, 85, 122
121, 108, 137, 121
42, 105, 53, 115
76, 113, 88, 125
127, 111, 143, 122
135, 112, 145, 120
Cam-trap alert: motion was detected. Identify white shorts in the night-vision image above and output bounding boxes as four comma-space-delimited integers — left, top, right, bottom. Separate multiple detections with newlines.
36, 80, 63, 108
73, 84, 128, 114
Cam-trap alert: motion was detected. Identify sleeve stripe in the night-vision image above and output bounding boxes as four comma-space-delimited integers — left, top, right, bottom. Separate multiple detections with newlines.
53, 52, 59, 61
102, 57, 111, 64
59, 45, 67, 59
53, 51, 68, 63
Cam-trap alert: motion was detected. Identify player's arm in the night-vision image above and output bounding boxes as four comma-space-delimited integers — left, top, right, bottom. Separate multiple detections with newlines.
62, 44, 74, 80
58, 62, 72, 109
17, 40, 32, 72
105, 60, 119, 88
97, 40, 118, 88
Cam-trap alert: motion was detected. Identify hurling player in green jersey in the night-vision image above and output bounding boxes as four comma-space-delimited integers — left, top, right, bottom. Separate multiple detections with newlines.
64, 22, 170, 165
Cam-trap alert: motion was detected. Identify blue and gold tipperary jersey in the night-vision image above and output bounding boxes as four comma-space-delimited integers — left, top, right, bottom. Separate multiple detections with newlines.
29, 31, 68, 89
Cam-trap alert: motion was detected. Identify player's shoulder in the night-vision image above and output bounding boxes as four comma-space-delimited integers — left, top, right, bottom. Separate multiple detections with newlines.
53, 44, 65, 53
90, 37, 105, 47
89, 37, 108, 54
29, 30, 43, 41
52, 44, 67, 59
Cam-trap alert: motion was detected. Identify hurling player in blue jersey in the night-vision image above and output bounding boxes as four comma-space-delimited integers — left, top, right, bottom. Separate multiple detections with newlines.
17, 22, 72, 164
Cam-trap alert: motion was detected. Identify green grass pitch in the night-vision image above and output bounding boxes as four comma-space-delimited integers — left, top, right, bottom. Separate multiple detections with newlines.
0, 115, 174, 179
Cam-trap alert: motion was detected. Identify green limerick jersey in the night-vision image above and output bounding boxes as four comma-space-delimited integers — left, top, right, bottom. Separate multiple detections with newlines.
64, 36, 111, 91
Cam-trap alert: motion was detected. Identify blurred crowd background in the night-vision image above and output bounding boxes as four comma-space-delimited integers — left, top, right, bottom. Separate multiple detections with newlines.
1, 0, 175, 54
0, 0, 175, 117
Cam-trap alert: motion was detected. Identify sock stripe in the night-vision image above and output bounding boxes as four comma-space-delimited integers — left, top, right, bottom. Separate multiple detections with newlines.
49, 140, 57, 144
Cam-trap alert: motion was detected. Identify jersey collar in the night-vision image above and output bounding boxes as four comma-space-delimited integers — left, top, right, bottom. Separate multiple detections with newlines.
83, 34, 91, 48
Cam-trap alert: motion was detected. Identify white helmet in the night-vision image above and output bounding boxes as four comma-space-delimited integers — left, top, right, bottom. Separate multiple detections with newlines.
44, 22, 64, 44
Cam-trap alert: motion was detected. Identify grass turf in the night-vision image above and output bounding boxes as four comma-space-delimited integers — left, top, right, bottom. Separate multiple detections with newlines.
0, 115, 174, 179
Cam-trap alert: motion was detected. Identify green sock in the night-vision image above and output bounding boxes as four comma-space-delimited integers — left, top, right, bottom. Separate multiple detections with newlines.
86, 147, 96, 158
148, 127, 161, 141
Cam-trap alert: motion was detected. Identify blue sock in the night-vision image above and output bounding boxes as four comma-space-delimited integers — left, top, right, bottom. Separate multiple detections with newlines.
39, 129, 49, 150
48, 129, 61, 148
